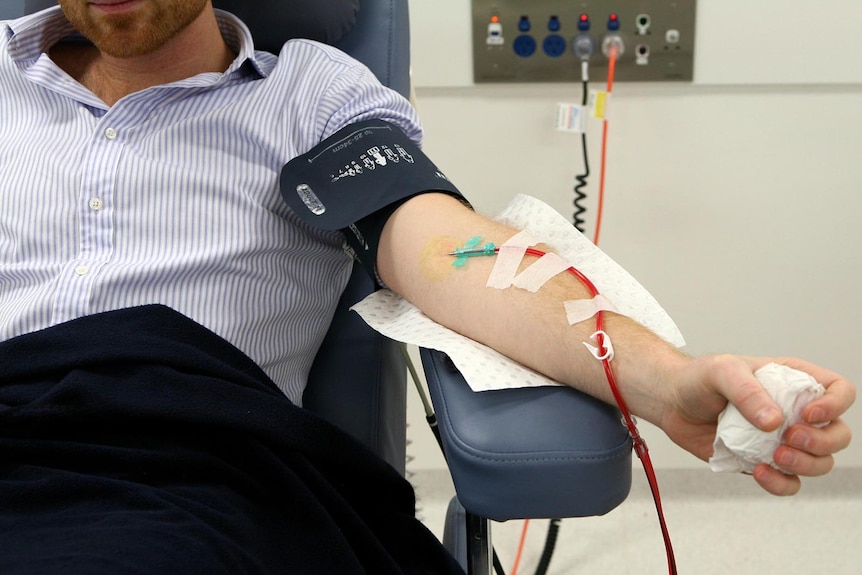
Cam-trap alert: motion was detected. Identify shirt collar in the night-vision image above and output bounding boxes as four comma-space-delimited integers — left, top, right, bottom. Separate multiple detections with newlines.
5, 6, 269, 80
213, 9, 270, 79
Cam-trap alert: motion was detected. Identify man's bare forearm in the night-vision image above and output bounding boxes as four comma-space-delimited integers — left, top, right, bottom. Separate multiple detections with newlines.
377, 192, 688, 428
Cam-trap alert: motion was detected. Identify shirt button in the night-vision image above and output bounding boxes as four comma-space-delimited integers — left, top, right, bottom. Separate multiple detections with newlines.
88, 197, 103, 211
104, 127, 118, 140
74, 265, 90, 276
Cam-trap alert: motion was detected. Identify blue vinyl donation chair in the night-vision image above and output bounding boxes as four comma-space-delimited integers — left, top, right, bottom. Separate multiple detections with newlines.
2, 1, 634, 573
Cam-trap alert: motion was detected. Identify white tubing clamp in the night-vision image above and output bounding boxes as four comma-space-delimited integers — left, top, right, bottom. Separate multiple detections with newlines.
583, 330, 614, 361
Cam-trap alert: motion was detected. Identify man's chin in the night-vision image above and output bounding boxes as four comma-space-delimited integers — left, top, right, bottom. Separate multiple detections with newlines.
85, 22, 171, 59
95, 39, 163, 59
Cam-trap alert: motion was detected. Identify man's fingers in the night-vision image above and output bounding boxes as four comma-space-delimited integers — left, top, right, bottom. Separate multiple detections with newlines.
752, 464, 801, 496
803, 377, 856, 425
773, 445, 835, 477
772, 358, 855, 425
785, 418, 852, 457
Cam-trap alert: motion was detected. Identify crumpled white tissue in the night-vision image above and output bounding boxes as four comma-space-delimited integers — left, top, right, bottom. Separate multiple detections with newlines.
351, 194, 685, 393
709, 363, 826, 474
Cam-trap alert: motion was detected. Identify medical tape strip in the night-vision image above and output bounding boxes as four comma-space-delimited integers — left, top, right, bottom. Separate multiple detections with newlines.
564, 295, 620, 325
485, 230, 624, 342
511, 252, 572, 293
485, 230, 539, 289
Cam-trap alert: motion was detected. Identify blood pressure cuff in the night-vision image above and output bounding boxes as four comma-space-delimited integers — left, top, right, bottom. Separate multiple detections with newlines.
280, 120, 467, 284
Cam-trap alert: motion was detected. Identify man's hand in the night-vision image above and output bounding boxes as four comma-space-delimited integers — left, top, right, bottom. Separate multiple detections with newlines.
660, 355, 855, 495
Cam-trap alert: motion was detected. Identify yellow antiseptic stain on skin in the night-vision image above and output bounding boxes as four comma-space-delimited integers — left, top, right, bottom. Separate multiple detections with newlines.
419, 236, 460, 282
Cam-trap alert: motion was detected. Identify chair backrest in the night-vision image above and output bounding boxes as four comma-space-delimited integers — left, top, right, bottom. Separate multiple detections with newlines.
2, 0, 413, 473
1, 1, 51, 17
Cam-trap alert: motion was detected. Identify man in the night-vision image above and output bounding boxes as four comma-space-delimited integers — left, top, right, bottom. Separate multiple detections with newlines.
0, 0, 854, 572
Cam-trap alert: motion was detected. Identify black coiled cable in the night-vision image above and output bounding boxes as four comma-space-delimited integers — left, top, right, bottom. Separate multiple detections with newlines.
572, 76, 590, 232
573, 130, 590, 232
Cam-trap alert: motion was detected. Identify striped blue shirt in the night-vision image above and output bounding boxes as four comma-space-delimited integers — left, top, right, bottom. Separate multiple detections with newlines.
0, 7, 423, 404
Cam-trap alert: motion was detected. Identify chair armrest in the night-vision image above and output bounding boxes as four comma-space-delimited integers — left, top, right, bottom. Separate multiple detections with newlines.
421, 348, 632, 521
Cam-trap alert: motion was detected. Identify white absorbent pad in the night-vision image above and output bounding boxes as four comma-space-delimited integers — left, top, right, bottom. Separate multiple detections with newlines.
709, 363, 826, 474
351, 194, 685, 392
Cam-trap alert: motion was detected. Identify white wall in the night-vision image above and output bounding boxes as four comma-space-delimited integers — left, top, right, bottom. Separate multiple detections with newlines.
405, 1, 862, 472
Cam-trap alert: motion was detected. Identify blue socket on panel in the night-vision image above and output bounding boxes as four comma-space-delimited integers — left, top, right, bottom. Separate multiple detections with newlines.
473, 0, 697, 83
513, 34, 537, 57
543, 15, 566, 57
512, 15, 536, 57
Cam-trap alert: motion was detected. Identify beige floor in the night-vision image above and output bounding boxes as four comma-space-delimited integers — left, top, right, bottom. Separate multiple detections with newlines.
412, 466, 862, 574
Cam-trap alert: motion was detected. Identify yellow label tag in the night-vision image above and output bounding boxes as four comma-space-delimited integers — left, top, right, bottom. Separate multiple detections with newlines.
589, 90, 611, 120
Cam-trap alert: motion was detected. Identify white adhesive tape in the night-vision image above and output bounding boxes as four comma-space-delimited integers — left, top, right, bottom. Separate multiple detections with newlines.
495, 195, 685, 348
511, 252, 572, 293
564, 295, 619, 325
486, 230, 538, 289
